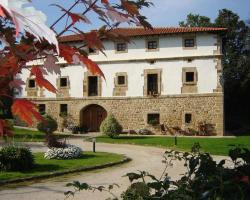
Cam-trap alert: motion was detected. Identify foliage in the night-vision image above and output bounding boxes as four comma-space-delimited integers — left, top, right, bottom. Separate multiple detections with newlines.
44, 144, 82, 160
179, 13, 213, 27
137, 128, 153, 135
121, 182, 150, 200
65, 145, 250, 200
0, 145, 34, 171
37, 115, 58, 134
100, 114, 123, 138
147, 119, 159, 126
0, 0, 153, 137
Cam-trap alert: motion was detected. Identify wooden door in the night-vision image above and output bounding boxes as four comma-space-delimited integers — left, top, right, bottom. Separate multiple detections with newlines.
81, 105, 107, 132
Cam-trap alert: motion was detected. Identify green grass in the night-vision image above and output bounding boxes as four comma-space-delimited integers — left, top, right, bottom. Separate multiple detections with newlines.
0, 152, 123, 181
10, 128, 69, 142
96, 135, 250, 156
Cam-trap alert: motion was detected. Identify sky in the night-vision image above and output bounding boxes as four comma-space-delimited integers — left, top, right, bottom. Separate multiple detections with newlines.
31, 0, 250, 34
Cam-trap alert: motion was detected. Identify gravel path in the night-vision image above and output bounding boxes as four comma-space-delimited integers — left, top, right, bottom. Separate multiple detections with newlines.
0, 139, 228, 200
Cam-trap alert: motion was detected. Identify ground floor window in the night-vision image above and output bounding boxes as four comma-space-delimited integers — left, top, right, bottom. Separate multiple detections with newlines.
185, 113, 192, 124
147, 113, 160, 125
38, 104, 46, 115
60, 104, 68, 116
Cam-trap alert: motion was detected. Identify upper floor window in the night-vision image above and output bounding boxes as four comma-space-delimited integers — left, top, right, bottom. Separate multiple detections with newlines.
147, 40, 158, 50
117, 75, 125, 85
60, 77, 68, 87
147, 74, 158, 95
116, 42, 127, 52
28, 79, 36, 88
88, 76, 98, 96
185, 72, 195, 83
183, 37, 196, 48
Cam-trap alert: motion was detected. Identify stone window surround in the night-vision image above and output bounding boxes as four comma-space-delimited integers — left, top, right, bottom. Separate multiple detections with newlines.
59, 104, 68, 116
25, 77, 38, 97
147, 113, 160, 125
143, 68, 162, 96
83, 71, 102, 97
38, 104, 46, 115
114, 42, 128, 53
182, 67, 198, 85
114, 72, 128, 87
182, 35, 197, 50
145, 37, 159, 52
182, 111, 195, 127
27, 78, 37, 89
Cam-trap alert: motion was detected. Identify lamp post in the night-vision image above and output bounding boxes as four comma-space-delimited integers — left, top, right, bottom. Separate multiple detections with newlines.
92, 138, 96, 153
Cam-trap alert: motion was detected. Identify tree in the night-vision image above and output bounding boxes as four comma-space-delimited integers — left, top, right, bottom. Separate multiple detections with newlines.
0, 0, 153, 137
180, 10, 250, 132
179, 13, 212, 27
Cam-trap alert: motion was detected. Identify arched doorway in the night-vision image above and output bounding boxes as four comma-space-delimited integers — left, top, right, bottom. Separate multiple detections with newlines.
80, 104, 107, 132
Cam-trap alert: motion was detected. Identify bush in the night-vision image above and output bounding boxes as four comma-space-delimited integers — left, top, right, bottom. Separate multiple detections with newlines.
37, 115, 58, 134
121, 182, 150, 200
136, 128, 153, 135
0, 145, 34, 171
100, 114, 122, 138
44, 144, 82, 160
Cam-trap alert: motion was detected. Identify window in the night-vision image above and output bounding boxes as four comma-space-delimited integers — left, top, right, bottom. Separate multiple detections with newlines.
185, 113, 192, 124
186, 72, 194, 82
147, 40, 158, 50
147, 74, 158, 95
117, 75, 125, 85
116, 42, 127, 52
60, 77, 68, 87
60, 104, 68, 116
147, 113, 160, 125
88, 76, 98, 96
184, 38, 195, 48
28, 79, 35, 88
89, 47, 98, 54
38, 104, 46, 115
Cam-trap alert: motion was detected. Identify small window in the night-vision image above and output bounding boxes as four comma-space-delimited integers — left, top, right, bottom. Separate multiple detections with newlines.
38, 104, 46, 115
184, 38, 195, 48
185, 113, 192, 124
89, 47, 97, 54
60, 77, 68, 87
60, 104, 68, 116
147, 113, 160, 125
28, 79, 35, 88
147, 40, 158, 50
116, 43, 127, 52
117, 76, 125, 85
186, 72, 194, 82
88, 76, 98, 96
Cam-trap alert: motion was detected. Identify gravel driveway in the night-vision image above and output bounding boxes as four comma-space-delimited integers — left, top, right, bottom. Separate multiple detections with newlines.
0, 139, 228, 200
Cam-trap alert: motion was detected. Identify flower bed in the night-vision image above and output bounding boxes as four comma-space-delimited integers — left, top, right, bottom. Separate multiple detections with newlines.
44, 144, 82, 159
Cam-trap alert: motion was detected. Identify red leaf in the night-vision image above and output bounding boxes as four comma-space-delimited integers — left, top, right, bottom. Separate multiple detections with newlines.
11, 99, 42, 126
9, 79, 25, 92
83, 31, 104, 51
31, 66, 57, 93
121, 0, 139, 16
101, 0, 109, 4
59, 44, 77, 64
68, 13, 91, 25
79, 56, 105, 79
0, 119, 13, 137
0, 6, 6, 17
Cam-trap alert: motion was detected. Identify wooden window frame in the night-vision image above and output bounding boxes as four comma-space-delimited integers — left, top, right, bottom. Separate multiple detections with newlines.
115, 42, 128, 53
146, 38, 159, 52
182, 36, 197, 50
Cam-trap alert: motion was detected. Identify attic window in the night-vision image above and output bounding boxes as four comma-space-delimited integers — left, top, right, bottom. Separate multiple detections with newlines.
147, 40, 158, 50
184, 38, 195, 48
28, 79, 35, 88
116, 42, 127, 52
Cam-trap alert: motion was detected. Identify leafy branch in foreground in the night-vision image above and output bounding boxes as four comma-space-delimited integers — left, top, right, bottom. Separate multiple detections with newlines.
65, 143, 250, 200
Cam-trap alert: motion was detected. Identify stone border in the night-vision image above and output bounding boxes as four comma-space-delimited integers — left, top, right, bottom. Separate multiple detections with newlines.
0, 155, 131, 186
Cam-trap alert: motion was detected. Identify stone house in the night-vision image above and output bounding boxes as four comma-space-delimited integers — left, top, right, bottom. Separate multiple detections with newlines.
17, 27, 226, 135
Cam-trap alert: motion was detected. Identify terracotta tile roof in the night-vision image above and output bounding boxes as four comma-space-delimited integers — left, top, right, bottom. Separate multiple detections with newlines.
59, 27, 227, 43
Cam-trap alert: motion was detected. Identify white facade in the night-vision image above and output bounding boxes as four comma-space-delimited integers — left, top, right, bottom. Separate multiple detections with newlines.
19, 32, 221, 98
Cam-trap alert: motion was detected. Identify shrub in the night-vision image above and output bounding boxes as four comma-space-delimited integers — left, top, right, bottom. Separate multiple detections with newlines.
121, 182, 150, 200
44, 144, 82, 160
37, 115, 58, 134
100, 114, 122, 138
136, 128, 153, 135
0, 145, 34, 171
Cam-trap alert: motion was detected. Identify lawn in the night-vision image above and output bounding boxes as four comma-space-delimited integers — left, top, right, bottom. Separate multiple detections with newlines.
0, 152, 124, 181
96, 135, 250, 156
10, 127, 70, 142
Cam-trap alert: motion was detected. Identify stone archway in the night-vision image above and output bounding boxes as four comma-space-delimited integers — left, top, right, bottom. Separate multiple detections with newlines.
80, 104, 107, 132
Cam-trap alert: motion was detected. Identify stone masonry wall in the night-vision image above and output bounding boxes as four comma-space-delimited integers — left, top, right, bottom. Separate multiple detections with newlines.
29, 93, 224, 135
